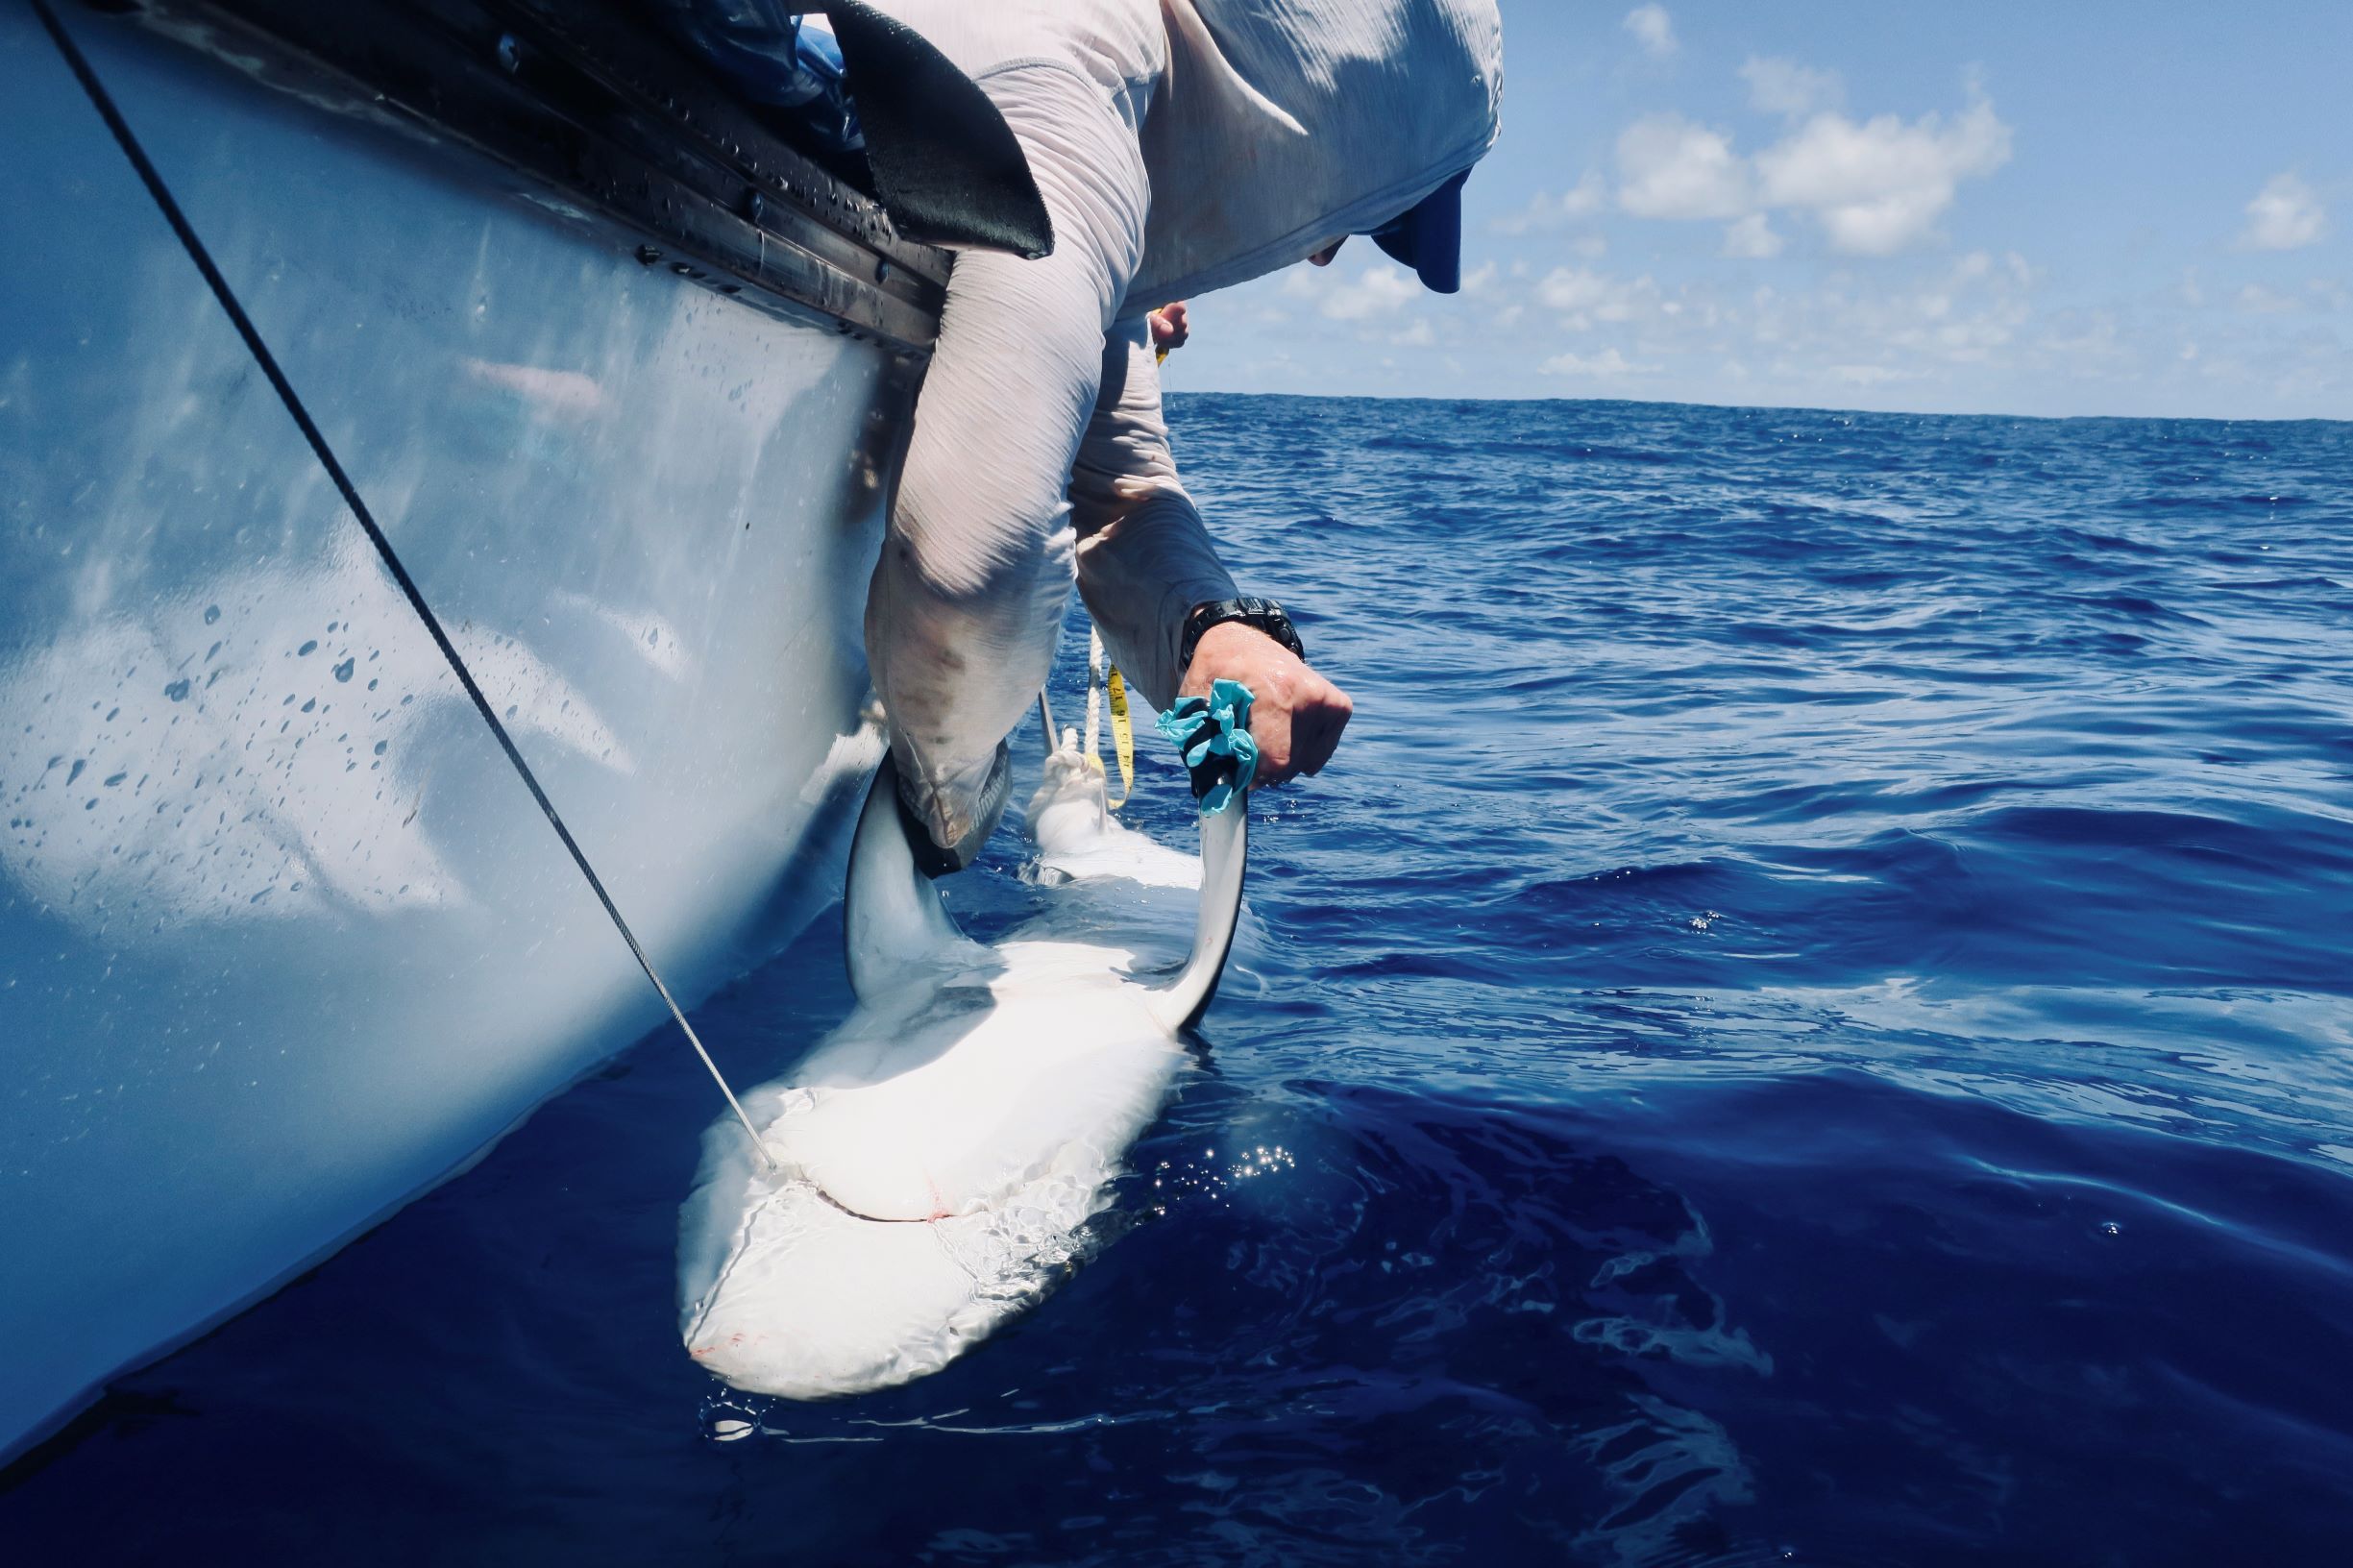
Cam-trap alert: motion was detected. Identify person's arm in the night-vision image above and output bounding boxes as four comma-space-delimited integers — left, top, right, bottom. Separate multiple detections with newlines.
1068, 325, 1352, 783
864, 61, 1148, 850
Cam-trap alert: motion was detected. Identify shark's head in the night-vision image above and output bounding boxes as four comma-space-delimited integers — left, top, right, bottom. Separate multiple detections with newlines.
678, 736, 1248, 1399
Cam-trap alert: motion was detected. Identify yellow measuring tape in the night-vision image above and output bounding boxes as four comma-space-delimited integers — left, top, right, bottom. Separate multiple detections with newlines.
1105, 665, 1135, 808
1082, 625, 1137, 810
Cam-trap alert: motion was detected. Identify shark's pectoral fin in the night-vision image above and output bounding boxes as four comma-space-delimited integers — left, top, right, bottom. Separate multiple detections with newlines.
844, 755, 972, 1003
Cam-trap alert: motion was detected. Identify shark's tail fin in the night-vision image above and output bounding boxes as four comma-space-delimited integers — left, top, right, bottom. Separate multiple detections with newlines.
1145, 680, 1259, 1031
849, 685, 1254, 1025
844, 755, 969, 1003
1147, 794, 1248, 1031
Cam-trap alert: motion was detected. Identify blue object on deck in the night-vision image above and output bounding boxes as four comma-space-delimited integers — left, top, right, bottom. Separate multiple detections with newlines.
644, 2, 863, 153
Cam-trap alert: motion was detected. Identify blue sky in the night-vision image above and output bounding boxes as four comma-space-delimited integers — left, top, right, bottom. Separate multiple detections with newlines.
1176, 1, 2351, 419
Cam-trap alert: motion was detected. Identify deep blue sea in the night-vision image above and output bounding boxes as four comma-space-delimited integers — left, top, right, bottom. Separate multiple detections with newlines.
8, 395, 2353, 1563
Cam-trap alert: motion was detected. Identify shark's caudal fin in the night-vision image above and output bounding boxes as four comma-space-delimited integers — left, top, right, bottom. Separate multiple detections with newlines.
846, 716, 1251, 1018
1144, 678, 1259, 1031
843, 756, 968, 1003
1148, 800, 1247, 1031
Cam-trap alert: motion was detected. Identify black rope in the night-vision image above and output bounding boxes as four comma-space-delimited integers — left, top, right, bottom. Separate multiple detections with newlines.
32, 0, 773, 1163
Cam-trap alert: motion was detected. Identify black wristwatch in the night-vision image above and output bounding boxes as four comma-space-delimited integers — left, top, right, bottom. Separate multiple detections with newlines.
1180, 597, 1305, 674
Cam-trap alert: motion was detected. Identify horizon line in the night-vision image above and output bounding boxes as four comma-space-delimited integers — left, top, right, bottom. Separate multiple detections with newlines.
1162, 386, 2353, 428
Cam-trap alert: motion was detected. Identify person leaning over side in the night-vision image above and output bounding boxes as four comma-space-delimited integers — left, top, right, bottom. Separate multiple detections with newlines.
862, 0, 1503, 870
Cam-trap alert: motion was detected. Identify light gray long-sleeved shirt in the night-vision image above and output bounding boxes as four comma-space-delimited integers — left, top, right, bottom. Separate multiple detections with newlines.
863, 0, 1502, 847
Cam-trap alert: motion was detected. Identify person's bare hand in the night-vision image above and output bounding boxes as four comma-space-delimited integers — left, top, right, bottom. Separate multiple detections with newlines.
1178, 622, 1352, 785
1148, 301, 1189, 354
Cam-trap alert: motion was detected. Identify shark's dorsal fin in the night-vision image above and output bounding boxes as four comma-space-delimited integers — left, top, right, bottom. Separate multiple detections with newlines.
844, 758, 969, 1004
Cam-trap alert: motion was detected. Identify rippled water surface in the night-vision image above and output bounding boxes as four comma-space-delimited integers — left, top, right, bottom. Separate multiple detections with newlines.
9, 396, 2353, 1563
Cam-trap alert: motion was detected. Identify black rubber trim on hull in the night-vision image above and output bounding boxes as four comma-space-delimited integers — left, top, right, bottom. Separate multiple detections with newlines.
102, 0, 956, 353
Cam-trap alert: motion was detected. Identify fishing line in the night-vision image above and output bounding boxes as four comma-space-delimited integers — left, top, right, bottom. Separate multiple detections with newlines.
33, 0, 775, 1170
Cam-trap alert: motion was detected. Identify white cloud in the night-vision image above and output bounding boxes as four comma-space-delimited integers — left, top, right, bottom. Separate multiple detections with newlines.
1723, 213, 1784, 259
2239, 173, 2326, 251
1541, 348, 1656, 379
1616, 114, 1751, 220
1828, 364, 1919, 387
1317, 263, 1421, 321
1752, 96, 2013, 255
1622, 4, 1677, 58
1536, 266, 1659, 327
2036, 309, 2128, 372
1180, 169, 2345, 415
1489, 174, 1607, 235
1537, 268, 1609, 312
1740, 57, 1842, 119
1717, 247, 2037, 382
1605, 90, 2014, 257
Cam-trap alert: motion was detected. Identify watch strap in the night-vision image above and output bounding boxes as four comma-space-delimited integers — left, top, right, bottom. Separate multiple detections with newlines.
1181, 597, 1304, 674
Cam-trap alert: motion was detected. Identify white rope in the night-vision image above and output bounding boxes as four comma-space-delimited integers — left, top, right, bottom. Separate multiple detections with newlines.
1083, 625, 1105, 763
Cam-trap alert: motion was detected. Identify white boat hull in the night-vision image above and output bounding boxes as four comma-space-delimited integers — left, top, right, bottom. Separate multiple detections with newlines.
0, 4, 921, 1458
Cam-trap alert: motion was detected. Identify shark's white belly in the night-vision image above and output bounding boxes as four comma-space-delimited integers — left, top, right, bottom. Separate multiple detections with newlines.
678, 991, 1189, 1397
679, 751, 1220, 1400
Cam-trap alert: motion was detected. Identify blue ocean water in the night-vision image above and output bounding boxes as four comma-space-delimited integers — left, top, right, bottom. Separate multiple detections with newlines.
7, 395, 2353, 1563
